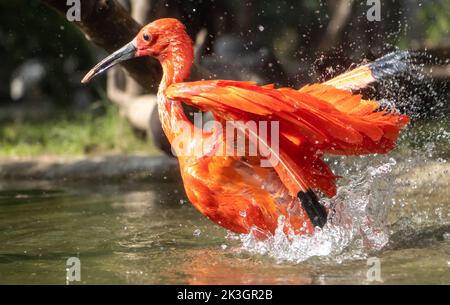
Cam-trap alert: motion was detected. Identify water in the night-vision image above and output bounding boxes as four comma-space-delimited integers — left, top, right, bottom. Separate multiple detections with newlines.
0, 149, 448, 284
235, 157, 398, 263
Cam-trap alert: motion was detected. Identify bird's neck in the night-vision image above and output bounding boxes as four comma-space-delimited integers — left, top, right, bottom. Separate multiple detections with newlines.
156, 53, 194, 148
159, 50, 193, 86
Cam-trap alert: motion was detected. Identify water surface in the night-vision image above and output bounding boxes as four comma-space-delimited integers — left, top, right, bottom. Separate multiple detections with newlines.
0, 162, 448, 284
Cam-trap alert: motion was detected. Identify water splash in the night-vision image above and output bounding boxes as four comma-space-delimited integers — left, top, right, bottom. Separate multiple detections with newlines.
218, 50, 450, 263
228, 157, 397, 263
229, 51, 449, 263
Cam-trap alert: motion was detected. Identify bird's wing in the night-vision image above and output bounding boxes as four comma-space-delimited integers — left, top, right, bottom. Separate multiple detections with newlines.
165, 80, 408, 196
324, 51, 411, 91
165, 80, 408, 152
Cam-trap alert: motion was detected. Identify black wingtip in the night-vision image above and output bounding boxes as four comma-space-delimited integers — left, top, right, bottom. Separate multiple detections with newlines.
368, 50, 411, 80
298, 189, 327, 228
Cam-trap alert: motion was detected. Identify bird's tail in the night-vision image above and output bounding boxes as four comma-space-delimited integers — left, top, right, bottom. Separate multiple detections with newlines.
324, 51, 411, 91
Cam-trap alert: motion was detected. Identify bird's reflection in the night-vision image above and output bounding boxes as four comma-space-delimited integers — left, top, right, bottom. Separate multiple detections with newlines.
174, 248, 314, 284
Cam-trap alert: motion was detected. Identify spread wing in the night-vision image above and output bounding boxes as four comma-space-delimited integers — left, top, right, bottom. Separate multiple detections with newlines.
165, 80, 409, 196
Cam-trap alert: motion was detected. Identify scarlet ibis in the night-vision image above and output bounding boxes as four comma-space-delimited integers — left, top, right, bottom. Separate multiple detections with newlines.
82, 18, 409, 236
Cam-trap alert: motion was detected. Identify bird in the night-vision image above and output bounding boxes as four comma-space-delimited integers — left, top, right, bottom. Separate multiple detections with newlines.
82, 18, 409, 237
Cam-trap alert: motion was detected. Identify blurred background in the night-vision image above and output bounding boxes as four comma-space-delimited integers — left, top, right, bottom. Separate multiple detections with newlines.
0, 0, 448, 157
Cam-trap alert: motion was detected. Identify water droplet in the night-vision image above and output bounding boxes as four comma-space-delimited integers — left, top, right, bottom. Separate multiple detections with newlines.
443, 233, 450, 242
193, 229, 201, 237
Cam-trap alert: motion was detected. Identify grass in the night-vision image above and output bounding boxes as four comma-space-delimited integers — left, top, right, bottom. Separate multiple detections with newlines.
0, 104, 159, 157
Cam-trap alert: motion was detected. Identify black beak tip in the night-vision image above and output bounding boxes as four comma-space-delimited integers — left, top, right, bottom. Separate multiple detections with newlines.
80, 41, 137, 84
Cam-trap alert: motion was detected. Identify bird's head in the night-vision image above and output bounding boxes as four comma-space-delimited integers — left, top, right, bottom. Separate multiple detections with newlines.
82, 18, 193, 84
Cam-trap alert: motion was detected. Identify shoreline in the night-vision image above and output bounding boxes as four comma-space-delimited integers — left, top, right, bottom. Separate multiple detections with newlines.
0, 155, 181, 182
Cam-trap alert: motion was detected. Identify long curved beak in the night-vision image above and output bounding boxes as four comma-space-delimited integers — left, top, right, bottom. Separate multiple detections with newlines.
81, 41, 137, 83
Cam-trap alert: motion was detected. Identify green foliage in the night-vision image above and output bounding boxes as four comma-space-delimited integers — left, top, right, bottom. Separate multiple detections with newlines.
0, 0, 98, 104
417, 0, 450, 45
0, 104, 159, 157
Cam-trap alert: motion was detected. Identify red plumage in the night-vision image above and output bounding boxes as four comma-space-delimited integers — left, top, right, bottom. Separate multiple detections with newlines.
82, 18, 409, 236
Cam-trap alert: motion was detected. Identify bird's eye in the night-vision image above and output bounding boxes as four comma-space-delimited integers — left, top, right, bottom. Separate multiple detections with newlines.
143, 33, 151, 42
